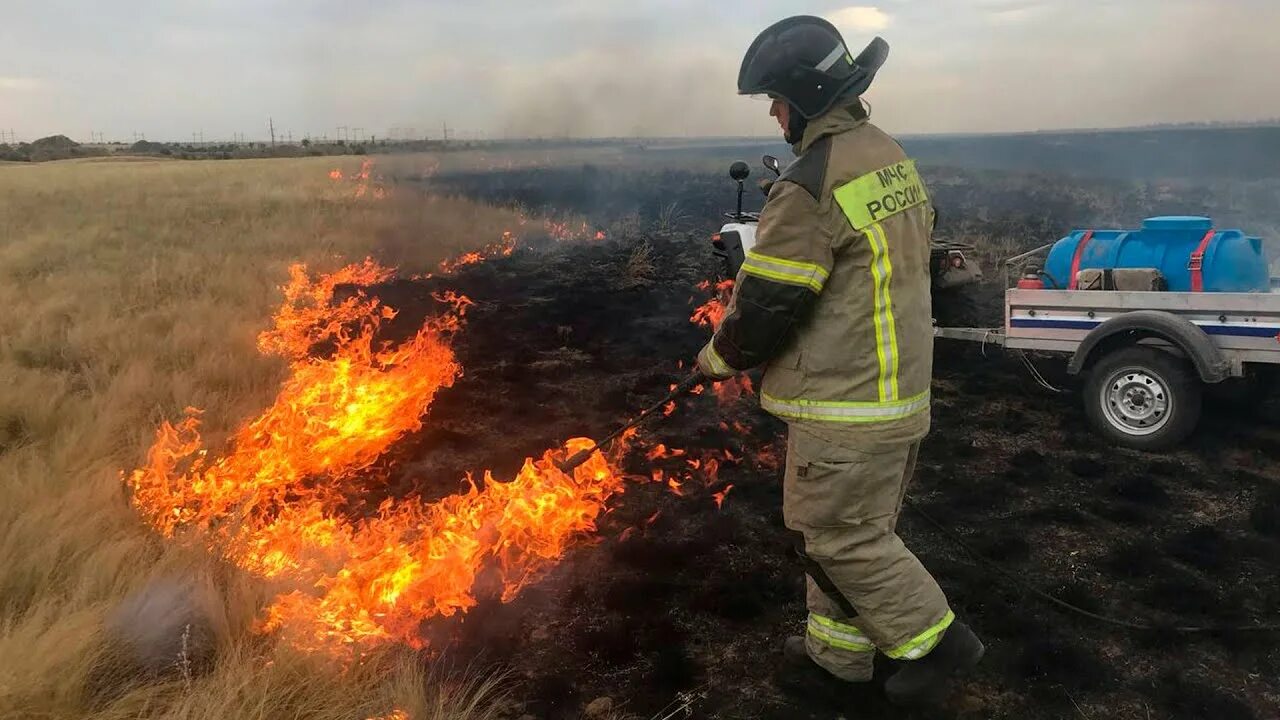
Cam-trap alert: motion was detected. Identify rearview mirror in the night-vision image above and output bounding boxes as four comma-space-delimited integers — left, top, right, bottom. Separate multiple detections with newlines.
762, 155, 781, 176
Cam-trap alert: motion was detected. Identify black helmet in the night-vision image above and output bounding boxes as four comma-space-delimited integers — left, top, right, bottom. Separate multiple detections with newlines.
738, 16, 889, 119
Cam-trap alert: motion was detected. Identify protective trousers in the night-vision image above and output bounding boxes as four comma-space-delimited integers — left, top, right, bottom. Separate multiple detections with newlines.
783, 424, 953, 681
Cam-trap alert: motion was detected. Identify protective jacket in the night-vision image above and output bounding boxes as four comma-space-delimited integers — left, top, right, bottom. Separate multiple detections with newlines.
699, 101, 934, 447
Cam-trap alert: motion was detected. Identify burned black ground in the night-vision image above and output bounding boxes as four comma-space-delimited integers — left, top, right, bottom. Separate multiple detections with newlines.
355, 165, 1280, 718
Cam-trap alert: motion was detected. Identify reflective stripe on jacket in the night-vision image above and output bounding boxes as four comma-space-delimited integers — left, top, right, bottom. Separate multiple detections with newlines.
697, 101, 933, 444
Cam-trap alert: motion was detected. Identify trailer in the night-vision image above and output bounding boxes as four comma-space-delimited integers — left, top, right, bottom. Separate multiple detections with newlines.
936, 238, 1280, 451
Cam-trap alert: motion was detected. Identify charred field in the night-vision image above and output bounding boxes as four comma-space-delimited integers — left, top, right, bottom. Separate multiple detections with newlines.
350, 160, 1280, 719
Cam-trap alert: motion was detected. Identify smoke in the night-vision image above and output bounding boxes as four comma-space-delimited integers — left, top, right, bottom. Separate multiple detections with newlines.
6, 0, 1280, 139
492, 47, 771, 139
866, 1, 1280, 134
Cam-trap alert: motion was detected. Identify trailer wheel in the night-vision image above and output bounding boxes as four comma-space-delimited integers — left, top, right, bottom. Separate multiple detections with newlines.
1084, 347, 1202, 451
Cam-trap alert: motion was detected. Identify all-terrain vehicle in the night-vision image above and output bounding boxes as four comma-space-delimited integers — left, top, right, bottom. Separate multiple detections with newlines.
709, 157, 984, 327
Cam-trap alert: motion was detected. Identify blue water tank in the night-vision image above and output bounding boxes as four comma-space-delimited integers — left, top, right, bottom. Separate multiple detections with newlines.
1042, 216, 1271, 293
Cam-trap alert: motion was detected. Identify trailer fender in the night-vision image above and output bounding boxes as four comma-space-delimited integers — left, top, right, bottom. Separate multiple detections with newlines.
1066, 310, 1230, 383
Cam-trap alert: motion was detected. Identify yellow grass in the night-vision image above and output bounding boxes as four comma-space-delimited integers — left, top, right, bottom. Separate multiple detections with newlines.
0, 156, 527, 719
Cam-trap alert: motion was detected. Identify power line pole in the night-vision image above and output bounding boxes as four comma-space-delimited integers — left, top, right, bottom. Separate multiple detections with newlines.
269, 117, 276, 148
442, 121, 449, 144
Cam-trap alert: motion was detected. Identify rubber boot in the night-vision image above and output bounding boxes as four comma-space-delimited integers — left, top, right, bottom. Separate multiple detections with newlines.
773, 632, 855, 702
883, 622, 984, 707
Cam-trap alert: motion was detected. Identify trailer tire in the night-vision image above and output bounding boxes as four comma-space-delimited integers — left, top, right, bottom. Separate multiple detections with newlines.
1084, 347, 1202, 451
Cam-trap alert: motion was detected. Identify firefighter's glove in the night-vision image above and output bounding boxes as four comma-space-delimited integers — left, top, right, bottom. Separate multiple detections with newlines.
758, 178, 775, 197
696, 340, 737, 381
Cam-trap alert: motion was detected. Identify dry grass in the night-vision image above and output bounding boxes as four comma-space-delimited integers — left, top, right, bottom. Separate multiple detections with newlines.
0, 156, 527, 719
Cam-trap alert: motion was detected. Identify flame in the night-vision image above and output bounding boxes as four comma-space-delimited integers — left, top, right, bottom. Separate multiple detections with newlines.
434, 231, 515, 275
328, 159, 387, 199
645, 444, 684, 461
544, 220, 604, 243
688, 279, 754, 401
127, 248, 764, 659
712, 484, 734, 509
127, 259, 628, 656
691, 279, 734, 330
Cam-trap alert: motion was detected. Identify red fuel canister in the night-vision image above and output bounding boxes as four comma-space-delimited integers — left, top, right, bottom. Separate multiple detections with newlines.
1017, 267, 1045, 290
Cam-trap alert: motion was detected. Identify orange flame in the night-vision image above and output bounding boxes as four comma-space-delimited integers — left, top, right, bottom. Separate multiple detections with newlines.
690, 279, 734, 330
328, 159, 387, 199
433, 231, 516, 276
544, 220, 604, 243
712, 484, 734, 509
644, 444, 684, 460
127, 260, 628, 656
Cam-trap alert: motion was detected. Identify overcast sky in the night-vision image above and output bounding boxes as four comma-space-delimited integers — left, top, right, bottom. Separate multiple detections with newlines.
3, 0, 1279, 143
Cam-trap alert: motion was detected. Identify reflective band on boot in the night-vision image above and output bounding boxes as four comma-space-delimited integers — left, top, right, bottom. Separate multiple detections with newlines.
885, 610, 955, 660
807, 613, 875, 653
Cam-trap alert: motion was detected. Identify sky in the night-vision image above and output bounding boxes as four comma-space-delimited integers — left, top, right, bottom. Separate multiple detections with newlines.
3, 0, 1280, 143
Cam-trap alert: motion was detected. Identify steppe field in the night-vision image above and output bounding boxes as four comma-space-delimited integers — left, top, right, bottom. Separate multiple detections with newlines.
3, 145, 1279, 720
0, 156, 527, 720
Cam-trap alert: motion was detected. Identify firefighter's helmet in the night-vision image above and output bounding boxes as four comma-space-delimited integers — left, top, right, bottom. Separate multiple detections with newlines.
738, 16, 888, 119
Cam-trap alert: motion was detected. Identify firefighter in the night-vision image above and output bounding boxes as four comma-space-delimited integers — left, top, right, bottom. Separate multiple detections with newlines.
696, 16, 984, 706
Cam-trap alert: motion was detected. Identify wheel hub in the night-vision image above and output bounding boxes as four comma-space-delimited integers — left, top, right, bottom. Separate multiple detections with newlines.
1103, 369, 1170, 435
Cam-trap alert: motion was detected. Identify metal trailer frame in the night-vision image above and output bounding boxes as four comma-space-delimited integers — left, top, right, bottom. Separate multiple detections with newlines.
934, 243, 1280, 449
936, 243, 1280, 370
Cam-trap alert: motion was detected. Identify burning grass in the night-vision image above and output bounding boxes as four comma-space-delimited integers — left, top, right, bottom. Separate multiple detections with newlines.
0, 157, 536, 719
126, 259, 630, 657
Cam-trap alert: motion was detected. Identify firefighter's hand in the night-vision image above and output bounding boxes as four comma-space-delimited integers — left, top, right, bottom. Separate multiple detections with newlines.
758, 178, 775, 197
696, 341, 736, 381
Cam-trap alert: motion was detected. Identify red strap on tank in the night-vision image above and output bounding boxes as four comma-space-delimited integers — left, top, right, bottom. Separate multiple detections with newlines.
1067, 230, 1094, 290
1188, 229, 1215, 292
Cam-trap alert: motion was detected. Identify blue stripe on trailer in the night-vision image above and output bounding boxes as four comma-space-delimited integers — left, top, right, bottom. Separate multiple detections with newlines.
1010, 318, 1280, 338
1201, 325, 1280, 338
1009, 319, 1100, 330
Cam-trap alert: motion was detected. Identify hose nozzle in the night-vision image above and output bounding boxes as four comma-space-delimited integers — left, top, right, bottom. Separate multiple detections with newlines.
552, 370, 705, 474
556, 448, 595, 474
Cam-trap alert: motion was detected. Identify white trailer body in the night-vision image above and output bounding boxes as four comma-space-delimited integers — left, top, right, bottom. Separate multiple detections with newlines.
1004, 288, 1280, 372
937, 285, 1280, 449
